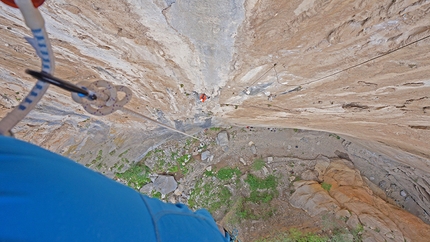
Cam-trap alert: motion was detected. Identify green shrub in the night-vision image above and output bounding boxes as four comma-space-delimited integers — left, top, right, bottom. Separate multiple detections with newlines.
115, 164, 151, 190
216, 167, 241, 180
321, 182, 332, 192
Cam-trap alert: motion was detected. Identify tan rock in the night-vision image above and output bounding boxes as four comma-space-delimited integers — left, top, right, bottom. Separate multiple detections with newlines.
289, 160, 430, 242
301, 169, 318, 181
290, 181, 340, 217
325, 160, 364, 187
314, 160, 330, 181
346, 214, 360, 229
335, 209, 350, 220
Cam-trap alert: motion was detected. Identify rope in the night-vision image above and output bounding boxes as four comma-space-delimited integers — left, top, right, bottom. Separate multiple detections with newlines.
0, 0, 54, 135
302, 34, 430, 86
71, 80, 201, 141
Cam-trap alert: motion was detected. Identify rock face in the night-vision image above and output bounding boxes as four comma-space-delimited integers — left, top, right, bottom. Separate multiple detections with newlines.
290, 159, 430, 242
0, 0, 428, 161
153, 175, 177, 195
216, 130, 229, 147
0, 0, 430, 232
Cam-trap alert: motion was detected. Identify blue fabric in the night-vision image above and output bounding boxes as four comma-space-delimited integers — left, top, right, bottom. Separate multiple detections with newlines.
0, 136, 228, 242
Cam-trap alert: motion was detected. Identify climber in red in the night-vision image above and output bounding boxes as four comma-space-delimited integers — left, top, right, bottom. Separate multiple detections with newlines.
200, 93, 208, 102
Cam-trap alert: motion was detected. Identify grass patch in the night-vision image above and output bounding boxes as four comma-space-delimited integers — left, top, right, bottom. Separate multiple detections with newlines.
246, 174, 277, 191
176, 154, 192, 175
245, 174, 278, 204
252, 158, 265, 171
351, 224, 364, 241
209, 127, 221, 131
188, 181, 232, 213
204, 170, 215, 177
256, 228, 328, 242
151, 190, 162, 199
115, 163, 151, 190
321, 182, 332, 192
216, 167, 242, 180
234, 174, 279, 220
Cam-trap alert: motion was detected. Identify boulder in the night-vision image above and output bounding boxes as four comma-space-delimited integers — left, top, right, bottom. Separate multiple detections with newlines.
153, 175, 177, 195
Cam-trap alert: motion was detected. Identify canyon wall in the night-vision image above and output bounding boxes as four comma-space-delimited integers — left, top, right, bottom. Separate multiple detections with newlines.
1, 0, 430, 230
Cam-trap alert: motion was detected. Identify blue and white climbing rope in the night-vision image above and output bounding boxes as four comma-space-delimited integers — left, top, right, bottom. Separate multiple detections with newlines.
0, 0, 200, 141
0, 0, 54, 135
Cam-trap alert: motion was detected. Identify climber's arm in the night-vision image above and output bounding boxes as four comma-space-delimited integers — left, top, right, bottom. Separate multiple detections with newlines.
0, 136, 228, 242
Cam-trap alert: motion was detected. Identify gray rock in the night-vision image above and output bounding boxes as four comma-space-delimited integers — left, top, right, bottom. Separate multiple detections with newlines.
250, 144, 257, 155
216, 131, 229, 147
139, 183, 153, 195
335, 234, 353, 242
240, 157, 247, 165
153, 175, 178, 195
168, 196, 176, 204
201, 150, 211, 161
335, 209, 351, 219
267, 157, 273, 163
400, 190, 407, 197
208, 155, 214, 162
301, 170, 319, 181
378, 180, 387, 189
262, 166, 269, 176
150, 174, 158, 182
346, 214, 360, 229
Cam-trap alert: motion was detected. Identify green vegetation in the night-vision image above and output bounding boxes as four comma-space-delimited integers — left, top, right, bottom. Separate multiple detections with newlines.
168, 165, 179, 173
151, 190, 162, 199
96, 150, 102, 161
329, 133, 341, 140
209, 127, 221, 131
109, 149, 116, 156
188, 180, 232, 213
234, 174, 279, 221
216, 167, 241, 180
351, 224, 364, 241
199, 144, 208, 150
118, 148, 130, 158
115, 163, 151, 190
176, 154, 192, 175
246, 174, 277, 191
321, 182, 332, 192
252, 158, 265, 171
256, 229, 328, 242
204, 170, 215, 177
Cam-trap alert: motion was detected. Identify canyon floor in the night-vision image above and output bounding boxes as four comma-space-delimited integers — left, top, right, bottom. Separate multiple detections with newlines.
102, 125, 430, 242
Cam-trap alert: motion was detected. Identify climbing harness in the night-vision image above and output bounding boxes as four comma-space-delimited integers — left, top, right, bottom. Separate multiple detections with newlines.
0, 0, 200, 141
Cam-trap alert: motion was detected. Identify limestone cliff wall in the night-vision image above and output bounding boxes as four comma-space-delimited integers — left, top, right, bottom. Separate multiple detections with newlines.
0, 0, 429, 226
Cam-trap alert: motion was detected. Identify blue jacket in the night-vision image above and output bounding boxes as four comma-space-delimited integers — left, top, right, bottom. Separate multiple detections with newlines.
0, 136, 228, 242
